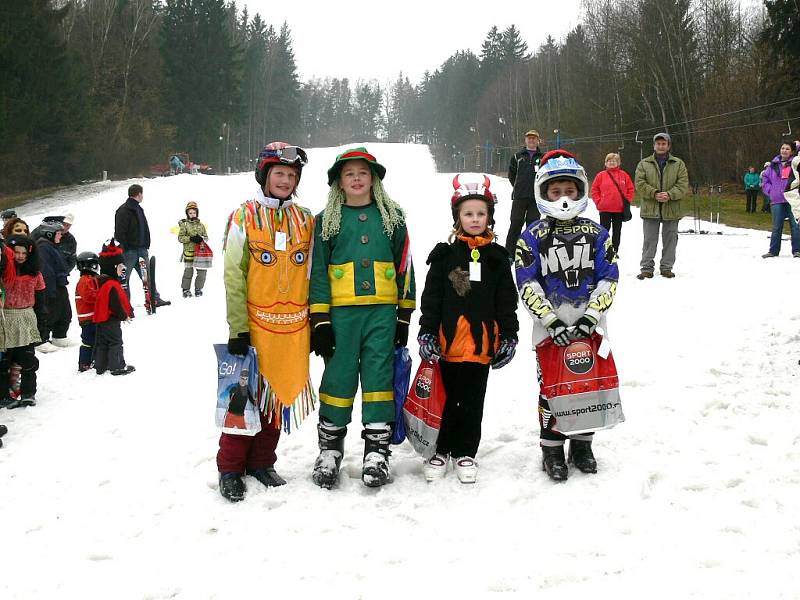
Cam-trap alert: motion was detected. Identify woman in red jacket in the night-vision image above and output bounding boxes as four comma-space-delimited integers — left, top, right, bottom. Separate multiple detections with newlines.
590, 153, 634, 256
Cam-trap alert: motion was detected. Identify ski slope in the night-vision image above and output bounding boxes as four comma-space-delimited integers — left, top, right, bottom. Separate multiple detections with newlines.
2, 143, 798, 599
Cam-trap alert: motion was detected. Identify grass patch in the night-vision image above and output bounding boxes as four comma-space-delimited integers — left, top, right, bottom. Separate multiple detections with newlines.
635, 192, 777, 232
0, 186, 70, 211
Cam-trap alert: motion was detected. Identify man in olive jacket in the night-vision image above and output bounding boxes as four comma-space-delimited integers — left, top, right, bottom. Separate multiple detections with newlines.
635, 133, 689, 279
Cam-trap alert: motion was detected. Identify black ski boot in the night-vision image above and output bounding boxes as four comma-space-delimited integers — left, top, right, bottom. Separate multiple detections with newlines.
541, 445, 568, 482
312, 419, 346, 489
247, 466, 287, 487
219, 472, 246, 502
361, 423, 392, 487
0, 424, 6, 448
568, 439, 597, 474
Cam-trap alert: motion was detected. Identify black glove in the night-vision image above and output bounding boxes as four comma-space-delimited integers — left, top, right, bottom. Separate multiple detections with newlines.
546, 318, 572, 346
310, 313, 335, 358
227, 332, 250, 356
571, 315, 598, 340
190, 235, 203, 243
394, 307, 412, 347
417, 332, 442, 362
491, 337, 517, 369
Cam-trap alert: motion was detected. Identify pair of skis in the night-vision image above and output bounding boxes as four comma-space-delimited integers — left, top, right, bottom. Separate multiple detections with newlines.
137, 255, 167, 315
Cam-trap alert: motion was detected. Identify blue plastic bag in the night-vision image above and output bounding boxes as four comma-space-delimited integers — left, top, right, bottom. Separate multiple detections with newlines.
391, 347, 412, 444
214, 344, 261, 436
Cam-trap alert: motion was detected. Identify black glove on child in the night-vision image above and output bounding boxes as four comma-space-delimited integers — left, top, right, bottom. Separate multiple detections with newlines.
190, 235, 204, 244
571, 315, 598, 340
491, 337, 517, 369
310, 313, 336, 358
394, 307, 413, 348
546, 318, 572, 346
227, 332, 250, 356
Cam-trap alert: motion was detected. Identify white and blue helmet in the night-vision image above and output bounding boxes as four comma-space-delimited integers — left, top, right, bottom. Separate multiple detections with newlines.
534, 150, 589, 221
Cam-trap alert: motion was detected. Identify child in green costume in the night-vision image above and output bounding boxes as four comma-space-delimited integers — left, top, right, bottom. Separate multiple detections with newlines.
310, 147, 415, 488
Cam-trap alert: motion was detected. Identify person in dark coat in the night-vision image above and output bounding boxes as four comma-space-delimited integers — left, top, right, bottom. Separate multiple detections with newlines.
114, 184, 169, 308
34, 221, 74, 351
31, 214, 77, 272
505, 130, 544, 255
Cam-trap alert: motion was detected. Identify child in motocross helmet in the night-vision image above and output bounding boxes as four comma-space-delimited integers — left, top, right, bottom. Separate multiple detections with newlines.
514, 150, 619, 482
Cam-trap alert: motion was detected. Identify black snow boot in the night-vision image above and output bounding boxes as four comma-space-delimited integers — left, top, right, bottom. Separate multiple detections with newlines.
361, 423, 392, 488
219, 472, 246, 502
568, 439, 597, 474
541, 444, 568, 482
312, 419, 346, 489
247, 466, 287, 487
0, 424, 7, 437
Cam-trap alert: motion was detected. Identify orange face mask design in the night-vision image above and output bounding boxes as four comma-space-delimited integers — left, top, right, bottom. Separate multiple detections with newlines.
243, 203, 314, 424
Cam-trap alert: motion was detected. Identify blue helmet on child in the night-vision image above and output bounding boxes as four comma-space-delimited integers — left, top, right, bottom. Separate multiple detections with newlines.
534, 150, 589, 221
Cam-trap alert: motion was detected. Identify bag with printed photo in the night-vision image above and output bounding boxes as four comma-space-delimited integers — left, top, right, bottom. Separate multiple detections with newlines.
214, 344, 261, 436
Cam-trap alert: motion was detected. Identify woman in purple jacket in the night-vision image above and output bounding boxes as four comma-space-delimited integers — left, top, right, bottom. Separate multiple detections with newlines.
761, 141, 800, 258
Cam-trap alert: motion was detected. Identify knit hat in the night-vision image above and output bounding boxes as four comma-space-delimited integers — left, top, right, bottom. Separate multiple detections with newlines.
185, 201, 199, 219
99, 238, 125, 276
38, 220, 64, 241
326, 147, 386, 186
450, 174, 497, 227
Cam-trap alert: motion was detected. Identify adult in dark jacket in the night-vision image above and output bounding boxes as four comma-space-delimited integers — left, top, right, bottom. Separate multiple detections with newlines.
31, 214, 77, 271
505, 130, 544, 255
114, 184, 168, 307
35, 221, 73, 350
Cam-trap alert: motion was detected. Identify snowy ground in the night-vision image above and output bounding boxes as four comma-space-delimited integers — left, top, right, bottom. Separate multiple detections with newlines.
2, 143, 798, 599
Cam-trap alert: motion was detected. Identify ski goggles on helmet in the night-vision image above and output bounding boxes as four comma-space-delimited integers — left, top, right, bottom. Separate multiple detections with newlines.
257, 145, 308, 169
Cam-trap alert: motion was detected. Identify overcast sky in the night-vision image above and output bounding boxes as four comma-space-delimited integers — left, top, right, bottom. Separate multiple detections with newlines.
239, 0, 583, 84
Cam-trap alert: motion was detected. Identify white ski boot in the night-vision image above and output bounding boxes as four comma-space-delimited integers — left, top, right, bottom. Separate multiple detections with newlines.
423, 453, 449, 482
361, 423, 392, 487
453, 456, 478, 484
312, 419, 346, 489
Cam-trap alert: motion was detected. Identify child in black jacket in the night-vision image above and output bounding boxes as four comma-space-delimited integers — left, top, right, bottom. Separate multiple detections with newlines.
416, 175, 519, 483
94, 239, 135, 376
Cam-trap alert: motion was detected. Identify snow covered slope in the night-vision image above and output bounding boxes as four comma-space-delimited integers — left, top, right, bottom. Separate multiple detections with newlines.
2, 143, 798, 599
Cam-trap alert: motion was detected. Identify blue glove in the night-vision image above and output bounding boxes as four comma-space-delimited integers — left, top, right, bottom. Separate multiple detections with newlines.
491, 338, 517, 369
546, 318, 572, 346
571, 315, 598, 340
417, 333, 442, 362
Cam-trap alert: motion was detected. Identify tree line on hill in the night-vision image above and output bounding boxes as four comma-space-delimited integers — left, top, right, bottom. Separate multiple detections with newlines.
1, 0, 798, 194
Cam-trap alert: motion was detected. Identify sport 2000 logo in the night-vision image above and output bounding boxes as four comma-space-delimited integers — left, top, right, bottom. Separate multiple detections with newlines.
218, 361, 237, 377
563, 341, 594, 375
415, 367, 433, 400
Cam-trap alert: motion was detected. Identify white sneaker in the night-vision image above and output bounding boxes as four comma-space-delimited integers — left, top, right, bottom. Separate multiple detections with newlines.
423, 453, 449, 482
454, 456, 478, 484
51, 337, 78, 348
35, 342, 59, 354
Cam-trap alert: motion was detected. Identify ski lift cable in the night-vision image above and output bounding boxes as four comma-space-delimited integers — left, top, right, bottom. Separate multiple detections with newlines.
567, 96, 800, 144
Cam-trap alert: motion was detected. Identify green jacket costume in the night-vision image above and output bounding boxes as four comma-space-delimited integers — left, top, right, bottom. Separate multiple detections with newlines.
310, 201, 415, 427
635, 153, 689, 221
177, 218, 208, 263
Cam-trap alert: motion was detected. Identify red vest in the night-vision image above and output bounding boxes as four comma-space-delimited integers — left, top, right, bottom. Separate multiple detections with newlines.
93, 278, 132, 323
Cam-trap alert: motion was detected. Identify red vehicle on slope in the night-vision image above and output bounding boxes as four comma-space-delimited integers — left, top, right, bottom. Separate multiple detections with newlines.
150, 153, 214, 176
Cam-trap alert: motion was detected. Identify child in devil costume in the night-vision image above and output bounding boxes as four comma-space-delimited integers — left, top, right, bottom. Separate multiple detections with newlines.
75, 251, 101, 372
219, 142, 315, 502
94, 239, 135, 376
310, 147, 415, 489
514, 150, 619, 481
417, 175, 519, 483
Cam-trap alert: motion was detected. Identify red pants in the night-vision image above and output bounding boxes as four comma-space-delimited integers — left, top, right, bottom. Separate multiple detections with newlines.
216, 411, 281, 473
